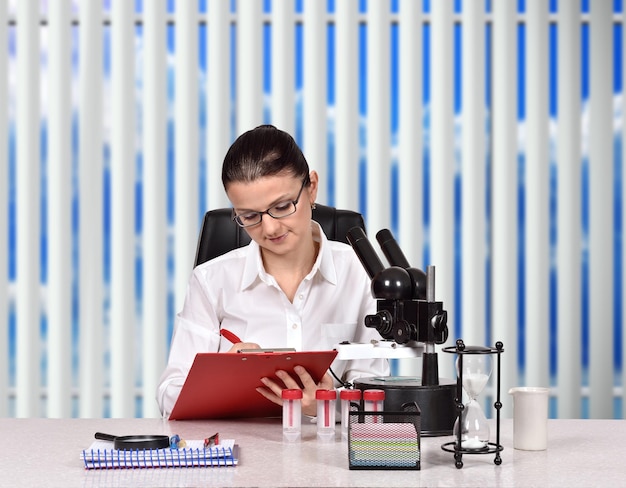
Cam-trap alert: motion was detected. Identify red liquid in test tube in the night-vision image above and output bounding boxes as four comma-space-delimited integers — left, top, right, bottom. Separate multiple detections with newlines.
282, 389, 302, 442
340, 389, 362, 439
324, 400, 330, 426
315, 389, 337, 441
363, 389, 385, 423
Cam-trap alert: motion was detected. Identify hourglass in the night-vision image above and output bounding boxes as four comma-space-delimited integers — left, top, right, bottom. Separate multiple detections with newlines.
454, 349, 492, 450
442, 340, 504, 469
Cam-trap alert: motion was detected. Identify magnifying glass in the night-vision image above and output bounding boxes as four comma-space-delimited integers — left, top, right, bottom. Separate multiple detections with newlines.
94, 432, 170, 450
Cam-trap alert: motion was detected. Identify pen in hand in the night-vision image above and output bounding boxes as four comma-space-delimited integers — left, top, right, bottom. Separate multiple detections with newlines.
220, 329, 243, 344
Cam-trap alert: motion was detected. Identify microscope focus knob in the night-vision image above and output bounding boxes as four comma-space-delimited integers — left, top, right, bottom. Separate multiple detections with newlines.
364, 310, 394, 339
392, 319, 417, 344
431, 310, 449, 344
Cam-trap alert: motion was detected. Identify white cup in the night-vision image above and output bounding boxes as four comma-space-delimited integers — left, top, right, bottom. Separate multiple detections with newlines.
508, 387, 549, 450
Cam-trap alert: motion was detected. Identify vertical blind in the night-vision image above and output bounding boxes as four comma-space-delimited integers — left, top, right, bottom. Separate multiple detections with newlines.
1, 0, 623, 420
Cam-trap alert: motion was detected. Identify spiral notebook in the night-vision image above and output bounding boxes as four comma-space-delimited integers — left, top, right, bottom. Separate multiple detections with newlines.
81, 439, 239, 469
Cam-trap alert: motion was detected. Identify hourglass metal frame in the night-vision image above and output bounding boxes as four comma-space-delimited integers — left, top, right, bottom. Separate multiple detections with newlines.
441, 339, 504, 469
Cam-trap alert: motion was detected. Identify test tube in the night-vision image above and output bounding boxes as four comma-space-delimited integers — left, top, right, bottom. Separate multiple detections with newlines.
340, 389, 362, 439
282, 389, 303, 441
315, 389, 337, 441
363, 389, 385, 423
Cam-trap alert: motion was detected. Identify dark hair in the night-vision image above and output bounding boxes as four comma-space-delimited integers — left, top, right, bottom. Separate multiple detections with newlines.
221, 125, 310, 189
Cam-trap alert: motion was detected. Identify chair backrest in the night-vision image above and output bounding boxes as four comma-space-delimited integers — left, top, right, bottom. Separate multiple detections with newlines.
194, 203, 366, 267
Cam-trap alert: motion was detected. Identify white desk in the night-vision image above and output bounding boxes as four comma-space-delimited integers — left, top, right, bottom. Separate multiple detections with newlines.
0, 417, 623, 487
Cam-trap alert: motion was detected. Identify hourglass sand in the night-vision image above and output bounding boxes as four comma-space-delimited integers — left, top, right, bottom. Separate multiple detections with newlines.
454, 352, 493, 450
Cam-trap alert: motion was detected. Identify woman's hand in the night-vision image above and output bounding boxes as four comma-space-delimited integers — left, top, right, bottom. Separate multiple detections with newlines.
225, 342, 261, 353
256, 366, 334, 417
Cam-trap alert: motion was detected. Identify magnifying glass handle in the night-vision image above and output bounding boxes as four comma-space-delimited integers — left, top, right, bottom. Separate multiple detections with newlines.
94, 432, 117, 441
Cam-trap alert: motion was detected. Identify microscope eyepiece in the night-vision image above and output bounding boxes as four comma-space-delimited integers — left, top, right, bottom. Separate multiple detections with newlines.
376, 229, 411, 269
375, 229, 427, 299
346, 227, 385, 279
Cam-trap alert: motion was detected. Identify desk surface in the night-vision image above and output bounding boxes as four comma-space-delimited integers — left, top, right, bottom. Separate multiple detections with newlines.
0, 417, 622, 487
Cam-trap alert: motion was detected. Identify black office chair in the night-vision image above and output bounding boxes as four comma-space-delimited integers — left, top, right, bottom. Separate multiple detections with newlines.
194, 203, 366, 267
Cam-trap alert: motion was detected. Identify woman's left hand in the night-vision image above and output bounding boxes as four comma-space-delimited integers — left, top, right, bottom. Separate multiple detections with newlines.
256, 366, 334, 417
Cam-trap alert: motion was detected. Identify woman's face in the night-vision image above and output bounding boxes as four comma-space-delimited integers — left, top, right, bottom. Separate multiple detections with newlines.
226, 172, 318, 258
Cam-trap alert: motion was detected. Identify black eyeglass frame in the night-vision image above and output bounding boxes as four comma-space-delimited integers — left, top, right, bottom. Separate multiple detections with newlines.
231, 176, 310, 228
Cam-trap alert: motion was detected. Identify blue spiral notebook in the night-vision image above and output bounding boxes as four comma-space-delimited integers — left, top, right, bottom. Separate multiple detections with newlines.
81, 439, 239, 469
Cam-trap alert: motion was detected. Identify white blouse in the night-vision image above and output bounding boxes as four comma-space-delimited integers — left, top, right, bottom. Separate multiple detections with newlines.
156, 222, 390, 417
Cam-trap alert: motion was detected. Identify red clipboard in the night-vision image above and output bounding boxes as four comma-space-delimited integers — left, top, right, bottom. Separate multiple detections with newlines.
169, 349, 338, 420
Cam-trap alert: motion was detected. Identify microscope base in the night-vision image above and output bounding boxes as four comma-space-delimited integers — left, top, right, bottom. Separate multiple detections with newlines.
354, 377, 457, 437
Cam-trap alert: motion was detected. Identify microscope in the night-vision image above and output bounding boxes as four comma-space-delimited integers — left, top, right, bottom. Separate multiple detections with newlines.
339, 227, 457, 436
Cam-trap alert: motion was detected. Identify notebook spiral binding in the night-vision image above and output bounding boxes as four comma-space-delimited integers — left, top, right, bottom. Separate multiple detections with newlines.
81, 444, 238, 469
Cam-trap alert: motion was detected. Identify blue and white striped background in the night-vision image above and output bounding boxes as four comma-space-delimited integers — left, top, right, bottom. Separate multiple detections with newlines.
0, 0, 624, 419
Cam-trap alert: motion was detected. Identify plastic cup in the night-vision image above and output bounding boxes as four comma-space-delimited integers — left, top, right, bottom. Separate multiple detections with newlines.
508, 386, 549, 451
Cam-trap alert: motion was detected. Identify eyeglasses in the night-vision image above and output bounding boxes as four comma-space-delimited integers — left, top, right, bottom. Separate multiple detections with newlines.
232, 177, 309, 228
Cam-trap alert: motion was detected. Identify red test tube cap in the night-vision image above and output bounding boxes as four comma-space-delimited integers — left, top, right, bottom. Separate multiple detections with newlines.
315, 389, 337, 400
340, 389, 362, 401
282, 389, 303, 400
363, 389, 385, 401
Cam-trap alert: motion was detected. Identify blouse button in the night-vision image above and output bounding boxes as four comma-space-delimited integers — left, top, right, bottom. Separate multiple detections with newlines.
292, 323, 298, 330
298, 294, 304, 300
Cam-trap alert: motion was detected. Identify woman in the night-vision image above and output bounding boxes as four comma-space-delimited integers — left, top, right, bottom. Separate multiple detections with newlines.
157, 125, 389, 417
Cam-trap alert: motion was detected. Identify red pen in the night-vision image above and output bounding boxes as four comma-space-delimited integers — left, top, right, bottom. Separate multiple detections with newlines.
220, 329, 242, 344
